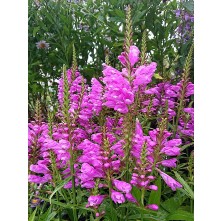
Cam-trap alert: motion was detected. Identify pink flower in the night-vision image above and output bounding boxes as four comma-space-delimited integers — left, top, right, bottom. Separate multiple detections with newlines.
28, 174, 51, 184
161, 158, 177, 168
118, 46, 140, 67
160, 146, 180, 156
146, 204, 159, 211
111, 190, 126, 204
158, 170, 182, 191
125, 193, 137, 203
113, 180, 132, 193
148, 185, 158, 191
129, 46, 140, 66
103, 66, 134, 114
86, 195, 106, 208
30, 164, 50, 174
160, 139, 182, 156
133, 62, 157, 89
118, 52, 127, 66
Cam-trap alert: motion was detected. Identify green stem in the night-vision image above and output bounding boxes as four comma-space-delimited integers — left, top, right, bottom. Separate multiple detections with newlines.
141, 188, 145, 207
69, 146, 78, 221
141, 188, 145, 221
56, 192, 62, 221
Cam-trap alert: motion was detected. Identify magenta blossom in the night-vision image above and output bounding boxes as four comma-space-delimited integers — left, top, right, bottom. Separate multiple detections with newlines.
86, 195, 106, 208
160, 158, 177, 168
133, 62, 157, 89
129, 46, 140, 66
146, 204, 159, 211
118, 45, 140, 67
125, 193, 137, 203
113, 179, 132, 193
111, 190, 126, 204
158, 170, 182, 191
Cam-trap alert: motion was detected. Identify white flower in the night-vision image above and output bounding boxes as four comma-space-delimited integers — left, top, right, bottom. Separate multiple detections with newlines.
36, 40, 50, 49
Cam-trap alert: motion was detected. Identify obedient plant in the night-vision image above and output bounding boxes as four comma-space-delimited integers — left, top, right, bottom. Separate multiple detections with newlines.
28, 5, 194, 221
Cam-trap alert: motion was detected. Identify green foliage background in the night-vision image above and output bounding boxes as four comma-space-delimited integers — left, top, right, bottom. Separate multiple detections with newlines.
28, 0, 193, 118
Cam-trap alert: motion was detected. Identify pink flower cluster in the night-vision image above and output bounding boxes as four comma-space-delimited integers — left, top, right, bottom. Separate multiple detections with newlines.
28, 44, 194, 213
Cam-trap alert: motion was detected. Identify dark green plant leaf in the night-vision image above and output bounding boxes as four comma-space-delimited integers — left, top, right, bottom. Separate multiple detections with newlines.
174, 171, 194, 199
183, 0, 194, 13
131, 186, 142, 204
161, 192, 187, 213
181, 142, 194, 151
33, 27, 40, 37
148, 177, 161, 206
166, 209, 194, 221
28, 208, 37, 221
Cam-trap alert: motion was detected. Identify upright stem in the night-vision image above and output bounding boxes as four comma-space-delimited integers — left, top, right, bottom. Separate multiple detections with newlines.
141, 187, 145, 207
69, 144, 78, 221
62, 65, 78, 221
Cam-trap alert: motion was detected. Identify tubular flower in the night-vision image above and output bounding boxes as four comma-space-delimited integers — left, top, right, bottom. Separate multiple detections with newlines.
133, 62, 157, 90
111, 190, 126, 204
118, 45, 140, 67
158, 170, 182, 191
146, 204, 159, 211
113, 179, 132, 193
86, 195, 106, 208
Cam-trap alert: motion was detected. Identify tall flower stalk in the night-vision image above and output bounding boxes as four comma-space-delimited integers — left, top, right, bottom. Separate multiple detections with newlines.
62, 64, 78, 221
173, 43, 194, 137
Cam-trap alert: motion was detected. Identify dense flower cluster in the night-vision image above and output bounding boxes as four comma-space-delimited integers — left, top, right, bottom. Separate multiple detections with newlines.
28, 44, 194, 214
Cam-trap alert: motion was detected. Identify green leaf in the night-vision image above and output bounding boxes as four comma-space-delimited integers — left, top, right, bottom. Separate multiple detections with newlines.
181, 142, 194, 151
28, 208, 37, 221
114, 9, 125, 18
104, 200, 118, 221
33, 27, 40, 37
148, 177, 162, 206
166, 209, 194, 221
174, 171, 194, 199
90, 213, 95, 221
128, 213, 166, 221
38, 206, 57, 221
131, 186, 141, 204
183, 0, 194, 13
36, 196, 72, 209
46, 212, 57, 221
161, 192, 187, 213
49, 177, 71, 204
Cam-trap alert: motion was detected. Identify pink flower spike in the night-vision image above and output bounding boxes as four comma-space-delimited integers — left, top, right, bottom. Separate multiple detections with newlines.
158, 170, 182, 191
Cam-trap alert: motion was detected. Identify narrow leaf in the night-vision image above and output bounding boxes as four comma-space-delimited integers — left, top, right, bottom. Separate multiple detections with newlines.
174, 171, 194, 199
49, 177, 71, 204
166, 209, 194, 221
28, 208, 37, 221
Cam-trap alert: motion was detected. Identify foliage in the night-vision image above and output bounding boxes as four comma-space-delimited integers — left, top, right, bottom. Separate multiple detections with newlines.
28, 0, 194, 119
